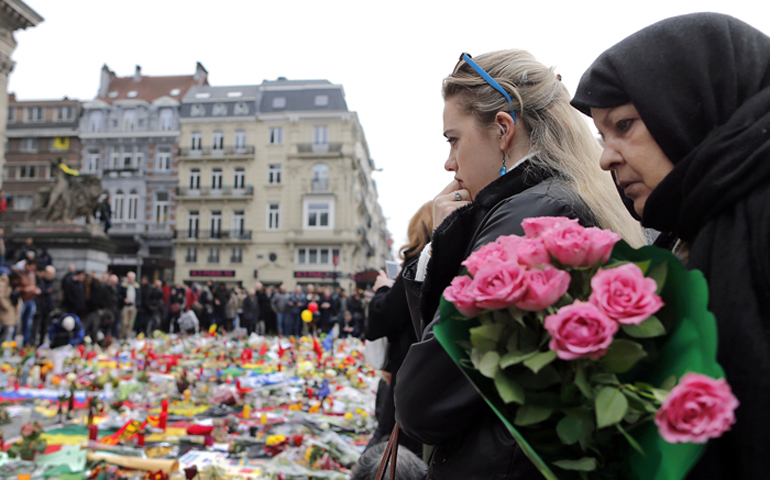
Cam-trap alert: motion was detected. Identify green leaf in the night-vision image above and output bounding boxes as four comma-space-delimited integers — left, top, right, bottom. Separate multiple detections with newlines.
595, 386, 629, 428
499, 350, 538, 369
651, 388, 669, 403
479, 350, 501, 378
556, 415, 582, 445
505, 328, 519, 353
456, 340, 473, 350
507, 305, 526, 327
553, 458, 597, 472
494, 370, 525, 405
470, 324, 505, 352
632, 260, 651, 275
523, 351, 557, 374
516, 365, 561, 390
647, 260, 668, 295
514, 404, 554, 426
470, 348, 483, 370
659, 374, 677, 391
621, 316, 666, 338
589, 373, 619, 385
574, 367, 593, 399
601, 339, 647, 373
617, 423, 645, 456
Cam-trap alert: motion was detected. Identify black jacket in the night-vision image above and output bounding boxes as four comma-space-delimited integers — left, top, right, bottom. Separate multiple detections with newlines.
366, 274, 418, 376
395, 164, 595, 480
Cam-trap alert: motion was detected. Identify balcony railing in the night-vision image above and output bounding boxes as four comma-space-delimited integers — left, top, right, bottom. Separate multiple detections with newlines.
179, 146, 255, 157
177, 186, 254, 197
296, 142, 342, 154
174, 229, 252, 240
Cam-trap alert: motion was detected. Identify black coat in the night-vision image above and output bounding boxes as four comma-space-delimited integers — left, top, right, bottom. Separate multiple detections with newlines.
241, 295, 259, 324
395, 164, 595, 480
366, 275, 418, 376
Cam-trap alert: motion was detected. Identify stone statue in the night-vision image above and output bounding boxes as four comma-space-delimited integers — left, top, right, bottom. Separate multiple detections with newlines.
28, 159, 103, 224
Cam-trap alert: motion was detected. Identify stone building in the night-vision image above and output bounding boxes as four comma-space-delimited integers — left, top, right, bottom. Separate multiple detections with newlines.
0, 0, 42, 190
3, 94, 80, 223
79, 63, 208, 280
173, 78, 391, 290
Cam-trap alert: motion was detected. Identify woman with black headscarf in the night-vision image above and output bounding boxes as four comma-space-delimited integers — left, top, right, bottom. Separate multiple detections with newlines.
572, 12, 770, 479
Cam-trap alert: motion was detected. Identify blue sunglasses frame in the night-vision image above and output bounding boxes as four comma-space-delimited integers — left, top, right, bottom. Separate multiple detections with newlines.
459, 53, 516, 124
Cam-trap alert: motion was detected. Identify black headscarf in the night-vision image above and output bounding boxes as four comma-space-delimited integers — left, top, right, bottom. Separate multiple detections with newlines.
572, 13, 770, 480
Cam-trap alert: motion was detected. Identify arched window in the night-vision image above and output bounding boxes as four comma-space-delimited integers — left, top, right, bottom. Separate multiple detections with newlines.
127, 189, 139, 220
113, 190, 125, 220
311, 163, 328, 192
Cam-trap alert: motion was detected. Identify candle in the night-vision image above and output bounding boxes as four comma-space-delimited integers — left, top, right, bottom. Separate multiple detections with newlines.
89, 424, 98, 441
159, 411, 168, 431
243, 404, 251, 418
183, 389, 191, 402
161, 398, 169, 414
137, 429, 145, 447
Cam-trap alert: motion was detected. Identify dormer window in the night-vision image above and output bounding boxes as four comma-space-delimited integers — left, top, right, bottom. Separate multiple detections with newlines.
194, 92, 211, 99
212, 103, 227, 116
227, 91, 243, 98
170, 88, 181, 96
272, 97, 286, 109
234, 102, 249, 115
314, 95, 329, 107
127, 91, 138, 98
190, 104, 205, 117
108, 91, 119, 98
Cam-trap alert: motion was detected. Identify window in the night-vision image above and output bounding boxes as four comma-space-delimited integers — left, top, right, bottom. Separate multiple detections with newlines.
190, 104, 205, 116
232, 210, 244, 236
159, 108, 174, 131
185, 247, 197, 263
113, 190, 125, 220
234, 102, 249, 115
212, 131, 224, 151
304, 199, 333, 229
233, 167, 245, 189
19, 165, 36, 178
155, 192, 169, 223
170, 88, 181, 96
195, 92, 211, 99
14, 195, 34, 211
188, 211, 199, 238
208, 247, 220, 263
267, 203, 280, 230
156, 147, 171, 171
211, 168, 223, 189
85, 150, 100, 173
231, 247, 243, 263
122, 109, 135, 131
108, 91, 119, 99
314, 126, 328, 144
26, 107, 43, 122
20, 138, 38, 152
90, 111, 103, 132
109, 146, 120, 169
227, 91, 243, 98
55, 106, 73, 121
212, 103, 227, 116
126, 190, 139, 220
189, 168, 200, 189
7, 107, 14, 122
234, 130, 246, 151
191, 131, 202, 151
126, 90, 138, 98
296, 247, 340, 265
272, 97, 286, 109
210, 211, 222, 237
312, 163, 329, 191
314, 95, 329, 107
269, 127, 283, 144
122, 145, 138, 169
268, 164, 282, 184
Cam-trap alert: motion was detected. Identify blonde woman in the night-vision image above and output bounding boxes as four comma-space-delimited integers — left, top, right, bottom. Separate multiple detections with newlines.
395, 50, 643, 479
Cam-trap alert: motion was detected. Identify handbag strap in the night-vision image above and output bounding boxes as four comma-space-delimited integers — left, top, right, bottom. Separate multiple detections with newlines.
375, 424, 400, 480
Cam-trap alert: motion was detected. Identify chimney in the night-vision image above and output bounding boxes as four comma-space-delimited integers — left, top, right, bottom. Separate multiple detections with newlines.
194, 62, 208, 84
98, 64, 115, 98
133, 65, 142, 82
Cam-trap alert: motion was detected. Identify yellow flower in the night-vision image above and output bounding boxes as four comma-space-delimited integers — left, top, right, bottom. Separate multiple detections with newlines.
1, 342, 8, 348
265, 434, 286, 446
344, 412, 353, 420
9, 341, 16, 348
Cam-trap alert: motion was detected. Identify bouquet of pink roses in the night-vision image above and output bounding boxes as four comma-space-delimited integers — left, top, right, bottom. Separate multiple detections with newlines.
434, 217, 737, 480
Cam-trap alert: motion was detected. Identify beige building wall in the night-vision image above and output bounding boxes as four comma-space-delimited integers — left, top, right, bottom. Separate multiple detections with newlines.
0, 0, 43, 189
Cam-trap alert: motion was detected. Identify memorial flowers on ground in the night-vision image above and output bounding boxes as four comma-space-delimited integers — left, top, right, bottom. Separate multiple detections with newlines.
436, 217, 737, 479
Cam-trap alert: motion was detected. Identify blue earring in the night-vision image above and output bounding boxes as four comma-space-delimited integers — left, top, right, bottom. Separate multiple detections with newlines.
499, 151, 508, 176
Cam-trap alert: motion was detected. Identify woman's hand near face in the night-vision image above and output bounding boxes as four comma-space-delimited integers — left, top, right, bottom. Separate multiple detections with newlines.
434, 179, 471, 228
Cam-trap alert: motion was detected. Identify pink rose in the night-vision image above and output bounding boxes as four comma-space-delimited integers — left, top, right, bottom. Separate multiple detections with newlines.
584, 228, 621, 265
470, 261, 528, 311
462, 241, 512, 276
443, 275, 481, 317
509, 237, 550, 269
544, 301, 618, 360
517, 266, 571, 311
589, 264, 664, 325
655, 373, 739, 444
540, 221, 595, 267
521, 216, 579, 238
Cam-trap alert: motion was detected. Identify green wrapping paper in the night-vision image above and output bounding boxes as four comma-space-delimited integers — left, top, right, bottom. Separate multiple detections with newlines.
433, 241, 724, 480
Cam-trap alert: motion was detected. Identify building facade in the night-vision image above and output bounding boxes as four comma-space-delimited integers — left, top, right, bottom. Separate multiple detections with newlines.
3, 94, 80, 223
0, 0, 42, 190
174, 78, 391, 290
79, 63, 208, 280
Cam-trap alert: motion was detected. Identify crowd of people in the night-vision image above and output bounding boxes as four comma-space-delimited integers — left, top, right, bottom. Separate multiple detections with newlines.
0, 235, 377, 347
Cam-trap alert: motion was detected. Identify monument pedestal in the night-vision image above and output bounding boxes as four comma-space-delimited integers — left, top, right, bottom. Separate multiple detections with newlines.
12, 223, 115, 282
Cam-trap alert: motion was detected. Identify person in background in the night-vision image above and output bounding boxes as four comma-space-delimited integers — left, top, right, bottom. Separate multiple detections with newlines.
49, 314, 85, 348
340, 310, 356, 338
119, 271, 139, 339
38, 248, 52, 267
144, 279, 163, 335
168, 283, 185, 333
254, 282, 274, 335
0, 228, 6, 265
212, 282, 229, 329
0, 268, 21, 342
17, 259, 40, 347
271, 284, 289, 335
287, 285, 306, 337
0, 189, 6, 222
346, 292, 365, 338
94, 194, 112, 234
61, 269, 86, 319
161, 280, 171, 332
35, 265, 56, 347
241, 289, 260, 335
225, 286, 237, 332
108, 274, 121, 338
318, 286, 338, 334
17, 237, 37, 263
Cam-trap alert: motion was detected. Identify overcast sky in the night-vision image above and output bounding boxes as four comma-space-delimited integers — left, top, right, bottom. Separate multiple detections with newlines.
8, 0, 768, 254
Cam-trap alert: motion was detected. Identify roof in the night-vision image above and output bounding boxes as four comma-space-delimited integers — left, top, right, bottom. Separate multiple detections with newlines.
258, 85, 347, 113
182, 85, 260, 102
99, 74, 206, 104
8, 94, 79, 106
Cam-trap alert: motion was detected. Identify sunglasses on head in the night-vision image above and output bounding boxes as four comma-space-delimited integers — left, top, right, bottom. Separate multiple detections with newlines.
456, 53, 516, 124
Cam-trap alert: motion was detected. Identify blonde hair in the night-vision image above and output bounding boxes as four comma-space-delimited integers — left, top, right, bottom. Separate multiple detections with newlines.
444, 50, 644, 247
400, 201, 434, 263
